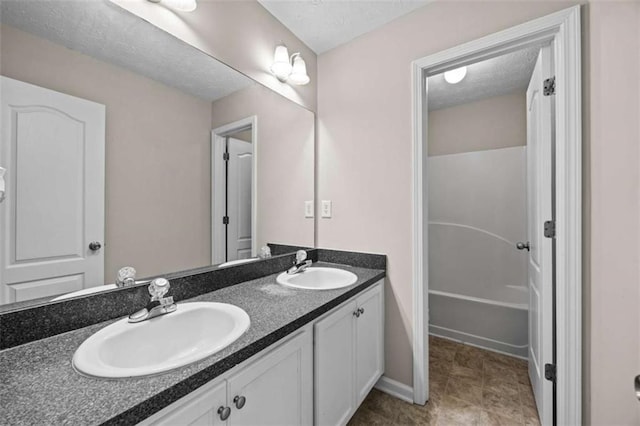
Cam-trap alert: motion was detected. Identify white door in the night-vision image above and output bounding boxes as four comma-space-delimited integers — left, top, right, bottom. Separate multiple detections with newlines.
226, 137, 253, 261
0, 77, 105, 304
526, 45, 554, 426
314, 300, 357, 426
355, 283, 384, 406
227, 330, 312, 426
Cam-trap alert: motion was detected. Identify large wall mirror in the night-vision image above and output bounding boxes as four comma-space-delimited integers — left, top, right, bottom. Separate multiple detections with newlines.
0, 0, 315, 308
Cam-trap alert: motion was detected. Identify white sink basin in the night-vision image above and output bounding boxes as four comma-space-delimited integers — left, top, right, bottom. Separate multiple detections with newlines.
276, 267, 357, 290
73, 302, 250, 378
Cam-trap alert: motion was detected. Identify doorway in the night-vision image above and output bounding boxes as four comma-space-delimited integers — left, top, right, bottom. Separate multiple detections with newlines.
411, 6, 582, 425
212, 117, 257, 265
425, 42, 553, 425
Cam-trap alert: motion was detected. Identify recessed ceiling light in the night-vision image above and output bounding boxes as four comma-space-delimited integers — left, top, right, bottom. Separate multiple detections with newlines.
444, 66, 467, 84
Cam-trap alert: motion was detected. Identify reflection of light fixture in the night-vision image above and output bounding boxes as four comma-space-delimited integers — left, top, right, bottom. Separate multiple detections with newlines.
147, 0, 197, 12
270, 44, 310, 85
444, 66, 467, 84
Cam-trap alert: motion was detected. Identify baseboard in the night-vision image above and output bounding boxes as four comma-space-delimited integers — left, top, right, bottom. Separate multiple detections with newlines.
374, 375, 414, 403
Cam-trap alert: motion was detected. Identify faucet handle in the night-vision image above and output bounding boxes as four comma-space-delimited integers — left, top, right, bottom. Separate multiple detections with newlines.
148, 278, 170, 301
295, 250, 307, 264
116, 266, 137, 287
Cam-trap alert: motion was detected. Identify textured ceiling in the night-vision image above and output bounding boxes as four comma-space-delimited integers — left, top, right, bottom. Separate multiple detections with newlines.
258, 0, 431, 54
428, 46, 540, 111
0, 0, 253, 102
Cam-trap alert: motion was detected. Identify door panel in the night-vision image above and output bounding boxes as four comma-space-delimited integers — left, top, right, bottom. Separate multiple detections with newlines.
526, 45, 554, 426
10, 273, 84, 302
151, 380, 227, 426
0, 77, 105, 304
226, 137, 253, 261
227, 331, 312, 426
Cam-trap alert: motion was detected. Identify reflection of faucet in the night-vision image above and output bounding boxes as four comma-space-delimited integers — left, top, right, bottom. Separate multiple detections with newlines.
115, 266, 137, 288
287, 250, 312, 275
128, 278, 177, 323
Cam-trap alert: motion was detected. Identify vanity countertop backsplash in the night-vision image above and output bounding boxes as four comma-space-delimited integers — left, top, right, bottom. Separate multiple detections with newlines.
0, 248, 385, 425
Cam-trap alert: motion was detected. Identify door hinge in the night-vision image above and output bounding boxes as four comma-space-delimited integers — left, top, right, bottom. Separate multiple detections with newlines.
544, 76, 556, 96
223, 152, 230, 161
222, 216, 229, 225
545, 363, 557, 382
544, 220, 556, 238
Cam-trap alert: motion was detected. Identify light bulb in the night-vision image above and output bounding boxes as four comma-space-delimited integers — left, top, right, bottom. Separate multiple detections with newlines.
289, 55, 310, 85
444, 66, 467, 84
270, 44, 292, 82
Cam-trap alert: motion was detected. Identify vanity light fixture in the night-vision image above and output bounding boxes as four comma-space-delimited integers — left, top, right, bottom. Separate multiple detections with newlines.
147, 0, 197, 12
270, 44, 310, 86
444, 66, 467, 84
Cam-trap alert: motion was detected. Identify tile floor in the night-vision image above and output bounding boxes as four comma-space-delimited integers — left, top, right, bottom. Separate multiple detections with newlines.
349, 336, 541, 425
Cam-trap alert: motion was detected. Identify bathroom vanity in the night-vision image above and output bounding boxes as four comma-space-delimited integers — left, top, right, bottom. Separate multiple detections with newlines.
0, 249, 386, 425
142, 281, 383, 426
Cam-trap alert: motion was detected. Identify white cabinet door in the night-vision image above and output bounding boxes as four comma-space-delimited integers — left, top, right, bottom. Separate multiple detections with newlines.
151, 380, 228, 426
227, 330, 312, 426
355, 283, 384, 406
314, 300, 357, 426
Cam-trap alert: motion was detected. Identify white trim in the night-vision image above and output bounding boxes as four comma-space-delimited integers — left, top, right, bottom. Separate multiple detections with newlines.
211, 116, 258, 264
411, 6, 582, 425
374, 376, 414, 404
428, 289, 528, 310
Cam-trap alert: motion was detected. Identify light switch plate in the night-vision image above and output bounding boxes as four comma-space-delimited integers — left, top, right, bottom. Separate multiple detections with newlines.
305, 201, 314, 218
321, 200, 332, 218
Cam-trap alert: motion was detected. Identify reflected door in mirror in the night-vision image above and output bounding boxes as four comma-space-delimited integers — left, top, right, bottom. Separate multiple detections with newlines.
0, 77, 105, 304
226, 137, 253, 262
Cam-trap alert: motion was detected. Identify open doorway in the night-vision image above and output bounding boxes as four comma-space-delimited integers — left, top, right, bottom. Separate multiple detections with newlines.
212, 117, 257, 265
426, 43, 551, 425
411, 6, 582, 426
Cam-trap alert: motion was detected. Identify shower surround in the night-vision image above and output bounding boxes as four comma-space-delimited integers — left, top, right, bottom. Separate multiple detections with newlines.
428, 146, 528, 357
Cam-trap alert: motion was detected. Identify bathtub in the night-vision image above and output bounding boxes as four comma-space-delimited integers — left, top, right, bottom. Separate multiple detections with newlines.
429, 290, 528, 358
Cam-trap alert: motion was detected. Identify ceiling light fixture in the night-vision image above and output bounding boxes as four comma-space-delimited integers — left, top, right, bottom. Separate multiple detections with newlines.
270, 44, 310, 86
147, 0, 197, 12
444, 66, 467, 84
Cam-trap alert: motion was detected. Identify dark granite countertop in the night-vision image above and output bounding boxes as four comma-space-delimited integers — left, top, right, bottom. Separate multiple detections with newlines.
0, 262, 385, 425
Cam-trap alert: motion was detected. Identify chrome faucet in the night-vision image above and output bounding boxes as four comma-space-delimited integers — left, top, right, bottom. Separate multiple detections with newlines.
287, 250, 312, 275
128, 278, 177, 323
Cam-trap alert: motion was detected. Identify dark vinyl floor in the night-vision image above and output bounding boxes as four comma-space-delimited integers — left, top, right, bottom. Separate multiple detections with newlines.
349, 336, 541, 425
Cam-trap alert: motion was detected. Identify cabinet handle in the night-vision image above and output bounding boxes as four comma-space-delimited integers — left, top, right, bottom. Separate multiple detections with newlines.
217, 406, 231, 421
359, 308, 365, 315
233, 395, 246, 409
353, 310, 360, 318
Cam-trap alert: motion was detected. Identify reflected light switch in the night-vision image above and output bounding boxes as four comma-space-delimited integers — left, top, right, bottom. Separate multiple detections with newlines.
305, 201, 314, 218
321, 200, 332, 218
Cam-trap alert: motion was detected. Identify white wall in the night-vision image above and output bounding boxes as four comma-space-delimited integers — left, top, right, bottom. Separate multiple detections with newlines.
318, 3, 640, 423
317, 0, 576, 387
586, 2, 640, 423
210, 84, 315, 250
428, 92, 526, 156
